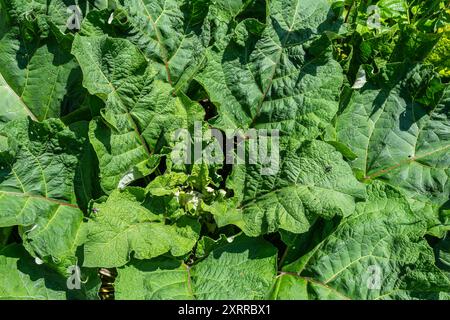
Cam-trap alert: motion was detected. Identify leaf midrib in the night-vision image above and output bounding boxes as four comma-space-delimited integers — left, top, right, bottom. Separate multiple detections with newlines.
78, 40, 154, 159
139, 0, 173, 86
366, 144, 450, 179
0, 72, 38, 121
0, 190, 79, 209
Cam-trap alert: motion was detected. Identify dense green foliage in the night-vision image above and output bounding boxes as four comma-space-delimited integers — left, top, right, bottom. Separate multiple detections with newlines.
0, 0, 449, 300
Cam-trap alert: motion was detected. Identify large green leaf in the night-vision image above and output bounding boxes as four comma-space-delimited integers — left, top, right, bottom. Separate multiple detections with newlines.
115, 257, 193, 300
0, 243, 100, 300
336, 64, 450, 205
72, 35, 204, 193
196, 0, 343, 138
208, 139, 366, 236
273, 182, 450, 300
0, 244, 67, 300
191, 235, 277, 299
0, 118, 85, 263
115, 235, 277, 300
82, 188, 201, 268
0, 7, 87, 124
